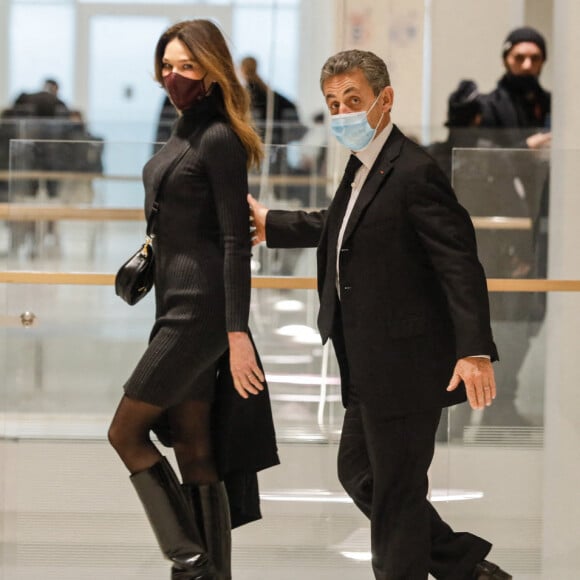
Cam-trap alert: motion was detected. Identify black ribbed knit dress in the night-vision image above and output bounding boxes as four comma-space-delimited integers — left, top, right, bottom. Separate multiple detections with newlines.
123, 88, 252, 408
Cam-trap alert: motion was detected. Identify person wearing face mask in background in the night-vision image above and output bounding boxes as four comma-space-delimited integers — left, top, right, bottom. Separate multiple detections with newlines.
480, 26, 551, 149
108, 19, 279, 580
248, 49, 510, 579
476, 27, 551, 430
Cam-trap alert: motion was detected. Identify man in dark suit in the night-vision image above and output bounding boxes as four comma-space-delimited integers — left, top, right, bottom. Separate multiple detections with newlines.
249, 50, 511, 579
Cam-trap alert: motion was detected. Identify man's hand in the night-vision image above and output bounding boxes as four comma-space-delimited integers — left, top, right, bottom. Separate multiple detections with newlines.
247, 194, 268, 246
447, 356, 496, 410
526, 131, 551, 149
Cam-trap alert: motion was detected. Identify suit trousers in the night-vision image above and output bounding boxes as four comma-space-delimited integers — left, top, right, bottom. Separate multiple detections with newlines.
337, 391, 491, 579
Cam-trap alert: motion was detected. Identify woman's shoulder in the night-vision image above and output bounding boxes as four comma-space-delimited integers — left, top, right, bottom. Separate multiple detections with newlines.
197, 119, 244, 157
201, 118, 238, 142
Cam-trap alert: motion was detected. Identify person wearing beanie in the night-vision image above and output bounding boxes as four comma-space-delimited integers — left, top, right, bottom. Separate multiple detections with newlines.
476, 27, 551, 432
480, 26, 551, 149
426, 79, 535, 442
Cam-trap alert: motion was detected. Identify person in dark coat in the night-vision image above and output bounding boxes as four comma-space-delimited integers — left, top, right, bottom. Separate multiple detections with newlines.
426, 79, 493, 182
480, 26, 551, 149
239, 55, 307, 147
107, 19, 278, 580
9, 83, 70, 200
153, 94, 179, 153
249, 50, 510, 580
478, 26, 551, 427
427, 80, 539, 434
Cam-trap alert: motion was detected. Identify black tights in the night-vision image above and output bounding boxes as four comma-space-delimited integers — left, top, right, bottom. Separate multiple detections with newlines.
108, 395, 218, 485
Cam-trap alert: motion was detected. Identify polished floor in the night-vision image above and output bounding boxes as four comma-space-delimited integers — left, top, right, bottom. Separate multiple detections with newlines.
0, 425, 543, 580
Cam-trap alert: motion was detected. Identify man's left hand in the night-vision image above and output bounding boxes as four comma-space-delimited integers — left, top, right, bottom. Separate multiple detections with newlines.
248, 194, 268, 246
447, 356, 496, 410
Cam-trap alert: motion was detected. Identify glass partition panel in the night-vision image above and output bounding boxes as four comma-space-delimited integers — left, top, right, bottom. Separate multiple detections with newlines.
0, 281, 346, 441
443, 148, 551, 574
0, 279, 553, 577
453, 149, 549, 432
3, 135, 142, 272
0, 278, 360, 578
451, 147, 549, 438
2, 140, 564, 577
1, 135, 335, 439
0, 265, 6, 573
2, 138, 328, 276
452, 147, 550, 281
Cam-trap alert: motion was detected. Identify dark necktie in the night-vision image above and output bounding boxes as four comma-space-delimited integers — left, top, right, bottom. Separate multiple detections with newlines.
318, 154, 363, 342
327, 154, 363, 240
336, 154, 363, 209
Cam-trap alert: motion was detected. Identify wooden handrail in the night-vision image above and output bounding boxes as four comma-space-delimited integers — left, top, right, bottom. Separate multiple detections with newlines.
0, 271, 578, 292
0, 170, 330, 186
0, 170, 132, 181
0, 203, 533, 229
0, 205, 143, 221
471, 216, 532, 230
0, 272, 318, 289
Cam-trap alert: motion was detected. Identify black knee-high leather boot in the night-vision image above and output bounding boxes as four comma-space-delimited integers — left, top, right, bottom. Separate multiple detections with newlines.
130, 457, 216, 579
182, 482, 232, 580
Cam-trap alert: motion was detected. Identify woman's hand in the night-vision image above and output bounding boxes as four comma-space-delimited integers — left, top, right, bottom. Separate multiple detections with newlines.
228, 331, 265, 399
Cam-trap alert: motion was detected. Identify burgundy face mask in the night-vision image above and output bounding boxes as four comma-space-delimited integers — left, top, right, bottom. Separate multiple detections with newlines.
163, 72, 207, 110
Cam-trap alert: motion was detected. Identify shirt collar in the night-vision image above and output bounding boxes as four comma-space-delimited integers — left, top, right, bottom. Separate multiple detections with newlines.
353, 121, 393, 170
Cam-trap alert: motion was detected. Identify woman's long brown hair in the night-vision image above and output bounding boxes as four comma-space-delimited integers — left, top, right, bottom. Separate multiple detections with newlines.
154, 19, 263, 168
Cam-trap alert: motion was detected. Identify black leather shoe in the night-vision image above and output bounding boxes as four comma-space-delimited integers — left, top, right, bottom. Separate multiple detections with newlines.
473, 559, 512, 579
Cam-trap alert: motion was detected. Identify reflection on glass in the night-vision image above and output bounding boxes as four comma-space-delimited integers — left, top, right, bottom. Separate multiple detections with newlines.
448, 147, 548, 443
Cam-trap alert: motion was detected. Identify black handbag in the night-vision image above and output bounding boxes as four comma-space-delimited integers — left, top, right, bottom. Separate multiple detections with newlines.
115, 145, 190, 305
115, 234, 155, 305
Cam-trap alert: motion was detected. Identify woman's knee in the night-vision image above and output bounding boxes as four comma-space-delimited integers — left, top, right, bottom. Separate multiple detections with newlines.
107, 419, 126, 453
108, 396, 161, 451
108, 417, 149, 454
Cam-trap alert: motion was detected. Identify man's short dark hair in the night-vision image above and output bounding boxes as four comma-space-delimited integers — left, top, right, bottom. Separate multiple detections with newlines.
320, 50, 391, 95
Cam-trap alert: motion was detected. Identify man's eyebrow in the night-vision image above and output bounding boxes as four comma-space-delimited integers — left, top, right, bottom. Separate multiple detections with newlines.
325, 86, 357, 101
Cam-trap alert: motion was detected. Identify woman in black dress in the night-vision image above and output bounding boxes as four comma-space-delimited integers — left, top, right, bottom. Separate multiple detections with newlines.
108, 19, 277, 579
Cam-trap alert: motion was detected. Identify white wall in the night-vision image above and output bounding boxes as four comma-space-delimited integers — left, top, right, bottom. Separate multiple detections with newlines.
542, 4, 580, 574
298, 0, 336, 124
0, 2, 9, 106
334, 0, 425, 136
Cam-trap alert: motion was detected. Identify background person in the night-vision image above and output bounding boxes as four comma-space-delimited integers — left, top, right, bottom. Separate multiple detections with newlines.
426, 79, 493, 182
12, 77, 69, 119
478, 26, 551, 428
153, 94, 179, 153
249, 49, 510, 580
427, 79, 537, 436
107, 19, 278, 580
239, 55, 307, 148
480, 26, 551, 149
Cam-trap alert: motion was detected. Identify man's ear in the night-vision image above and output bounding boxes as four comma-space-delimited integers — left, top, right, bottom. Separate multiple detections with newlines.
382, 86, 394, 113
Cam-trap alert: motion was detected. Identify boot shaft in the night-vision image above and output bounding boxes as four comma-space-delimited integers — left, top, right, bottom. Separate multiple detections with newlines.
130, 457, 215, 578
183, 482, 232, 580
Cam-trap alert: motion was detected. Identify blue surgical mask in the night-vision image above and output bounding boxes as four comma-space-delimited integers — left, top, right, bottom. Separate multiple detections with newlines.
330, 93, 383, 151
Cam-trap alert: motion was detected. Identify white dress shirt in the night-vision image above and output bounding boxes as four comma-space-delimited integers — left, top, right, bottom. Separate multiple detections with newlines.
336, 122, 393, 289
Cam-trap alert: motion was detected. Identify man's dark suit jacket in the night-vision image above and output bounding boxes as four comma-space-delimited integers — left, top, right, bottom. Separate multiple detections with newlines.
266, 125, 498, 416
